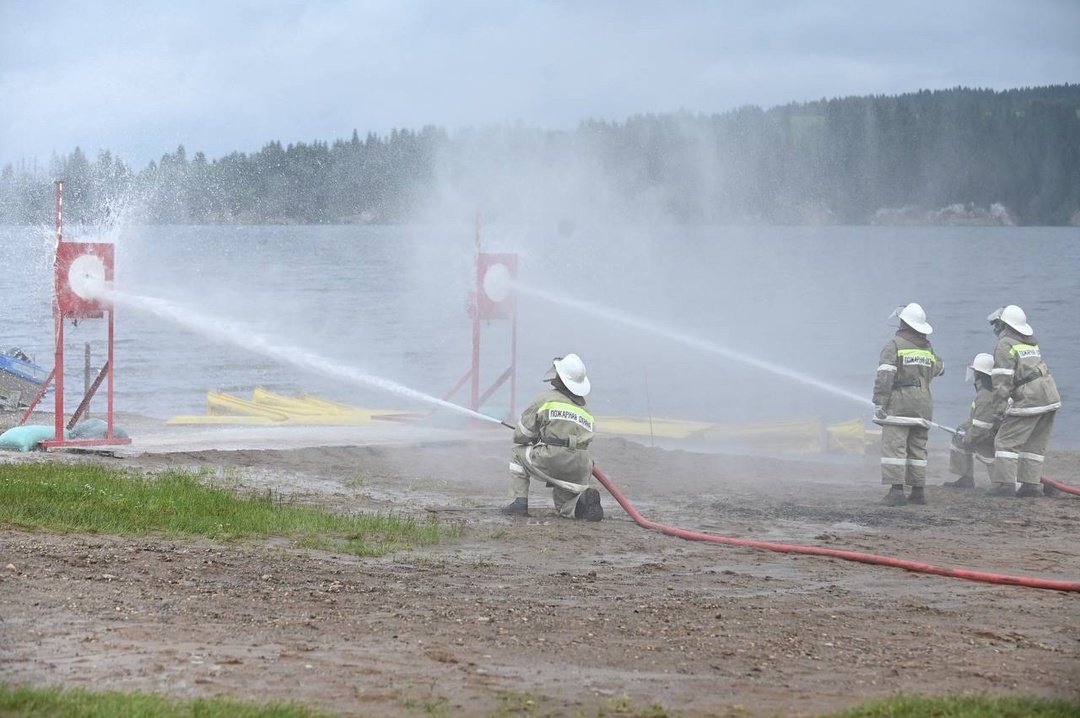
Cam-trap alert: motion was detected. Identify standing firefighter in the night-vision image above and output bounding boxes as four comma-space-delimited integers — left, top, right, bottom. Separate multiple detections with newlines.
872, 303, 945, 506
986, 305, 1061, 497
501, 354, 604, 521
944, 353, 998, 489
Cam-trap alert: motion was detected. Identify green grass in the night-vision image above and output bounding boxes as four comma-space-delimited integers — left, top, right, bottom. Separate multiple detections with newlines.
824, 694, 1080, 717
0, 463, 460, 556
0, 684, 330, 717
2, 687, 1077, 718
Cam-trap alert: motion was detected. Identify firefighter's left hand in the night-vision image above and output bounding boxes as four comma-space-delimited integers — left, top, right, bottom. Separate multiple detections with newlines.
873, 405, 887, 420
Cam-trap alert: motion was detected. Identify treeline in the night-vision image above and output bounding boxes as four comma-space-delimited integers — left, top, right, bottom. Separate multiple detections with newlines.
2, 85, 1079, 226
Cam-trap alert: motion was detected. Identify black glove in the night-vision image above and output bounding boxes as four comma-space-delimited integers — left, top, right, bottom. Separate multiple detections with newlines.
873, 405, 887, 420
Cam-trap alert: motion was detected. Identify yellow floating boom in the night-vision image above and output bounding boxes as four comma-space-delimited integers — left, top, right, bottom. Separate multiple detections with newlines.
167, 388, 878, 453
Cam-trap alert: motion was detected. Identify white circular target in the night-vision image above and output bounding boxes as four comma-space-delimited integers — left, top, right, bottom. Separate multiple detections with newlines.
482, 262, 513, 303
68, 254, 107, 300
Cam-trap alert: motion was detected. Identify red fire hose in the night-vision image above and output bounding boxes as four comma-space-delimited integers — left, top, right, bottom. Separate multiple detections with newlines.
590, 466, 1080, 593
1042, 476, 1080, 496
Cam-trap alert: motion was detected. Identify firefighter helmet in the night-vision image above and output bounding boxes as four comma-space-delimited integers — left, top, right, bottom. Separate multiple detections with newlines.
965, 352, 995, 382
891, 302, 933, 335
545, 353, 591, 397
987, 305, 1032, 335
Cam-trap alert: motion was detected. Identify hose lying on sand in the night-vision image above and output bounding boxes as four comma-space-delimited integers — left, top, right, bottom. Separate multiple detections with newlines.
499, 420, 1079, 591
1042, 476, 1080, 497
589, 465, 1080, 593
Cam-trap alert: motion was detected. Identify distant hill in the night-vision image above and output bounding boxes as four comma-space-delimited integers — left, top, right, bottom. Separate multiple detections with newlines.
2, 84, 1078, 226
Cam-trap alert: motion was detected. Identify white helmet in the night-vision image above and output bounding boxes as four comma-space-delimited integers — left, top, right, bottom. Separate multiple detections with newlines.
987, 305, 1032, 335
891, 302, 932, 335
544, 353, 591, 397
965, 352, 994, 382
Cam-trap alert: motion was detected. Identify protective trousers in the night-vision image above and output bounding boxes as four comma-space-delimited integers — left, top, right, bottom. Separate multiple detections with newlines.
948, 437, 994, 478
880, 424, 928, 487
991, 412, 1056, 486
508, 444, 586, 518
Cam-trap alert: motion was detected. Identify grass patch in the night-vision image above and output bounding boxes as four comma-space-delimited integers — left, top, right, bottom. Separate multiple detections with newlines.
0, 463, 460, 556
824, 694, 1080, 717
0, 684, 330, 717
3, 686, 1075, 718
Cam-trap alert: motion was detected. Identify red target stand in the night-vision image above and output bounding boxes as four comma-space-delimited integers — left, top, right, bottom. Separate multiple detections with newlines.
20, 181, 130, 449
444, 217, 518, 421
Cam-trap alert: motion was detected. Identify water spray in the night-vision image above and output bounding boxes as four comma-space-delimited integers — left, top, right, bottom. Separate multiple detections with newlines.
513, 281, 868, 405
83, 282, 501, 425
513, 281, 962, 435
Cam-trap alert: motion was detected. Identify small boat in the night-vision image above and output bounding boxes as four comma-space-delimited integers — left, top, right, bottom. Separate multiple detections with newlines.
0, 347, 49, 409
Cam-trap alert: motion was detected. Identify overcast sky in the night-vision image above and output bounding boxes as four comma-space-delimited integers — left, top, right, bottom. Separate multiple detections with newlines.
2, 0, 1078, 170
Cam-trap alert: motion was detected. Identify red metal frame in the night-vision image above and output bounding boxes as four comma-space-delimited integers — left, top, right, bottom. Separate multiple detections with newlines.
21, 181, 131, 448
445, 213, 518, 419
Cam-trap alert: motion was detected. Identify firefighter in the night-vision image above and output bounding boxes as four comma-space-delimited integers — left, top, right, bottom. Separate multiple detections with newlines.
872, 303, 945, 506
501, 354, 604, 521
944, 353, 997, 489
986, 305, 1061, 497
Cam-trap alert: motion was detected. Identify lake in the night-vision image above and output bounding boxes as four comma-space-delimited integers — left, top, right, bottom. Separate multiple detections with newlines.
2, 222, 1077, 448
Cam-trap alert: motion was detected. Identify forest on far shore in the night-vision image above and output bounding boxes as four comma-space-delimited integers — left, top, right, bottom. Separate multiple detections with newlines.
2, 84, 1079, 227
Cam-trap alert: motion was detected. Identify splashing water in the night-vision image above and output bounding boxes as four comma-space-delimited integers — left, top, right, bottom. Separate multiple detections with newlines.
515, 282, 871, 407
102, 288, 501, 424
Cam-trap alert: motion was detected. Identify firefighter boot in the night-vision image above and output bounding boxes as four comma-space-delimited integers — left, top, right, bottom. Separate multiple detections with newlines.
1044, 482, 1060, 497
943, 475, 975, 489
574, 488, 604, 522
501, 497, 529, 516
908, 486, 927, 505
1016, 482, 1041, 498
989, 482, 1015, 497
884, 485, 907, 506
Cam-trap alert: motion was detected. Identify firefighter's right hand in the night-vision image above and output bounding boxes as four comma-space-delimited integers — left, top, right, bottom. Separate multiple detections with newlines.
873, 405, 887, 420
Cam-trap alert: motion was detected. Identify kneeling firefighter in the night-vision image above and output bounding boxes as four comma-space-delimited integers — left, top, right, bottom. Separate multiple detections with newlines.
501, 354, 604, 521
944, 353, 998, 489
872, 303, 945, 506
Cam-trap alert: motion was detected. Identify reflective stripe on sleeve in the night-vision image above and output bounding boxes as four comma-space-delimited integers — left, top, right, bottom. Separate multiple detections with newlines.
877, 364, 897, 373
516, 421, 539, 438
991, 367, 1014, 376
509, 461, 527, 475
971, 419, 994, 429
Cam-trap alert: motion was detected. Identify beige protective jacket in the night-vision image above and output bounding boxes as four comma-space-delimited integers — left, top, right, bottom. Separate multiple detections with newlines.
957, 377, 997, 449
513, 388, 595, 483
872, 327, 945, 427
990, 329, 1061, 419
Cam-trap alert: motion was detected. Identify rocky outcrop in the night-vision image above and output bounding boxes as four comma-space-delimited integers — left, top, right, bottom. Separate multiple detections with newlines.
872, 202, 1016, 226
